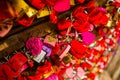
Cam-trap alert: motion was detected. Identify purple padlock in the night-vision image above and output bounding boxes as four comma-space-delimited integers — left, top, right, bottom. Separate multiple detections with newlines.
42, 44, 52, 57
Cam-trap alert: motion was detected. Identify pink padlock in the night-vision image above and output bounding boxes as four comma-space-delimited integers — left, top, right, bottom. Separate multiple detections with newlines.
59, 44, 71, 60
44, 35, 57, 47
77, 67, 85, 78
81, 31, 95, 45
65, 67, 75, 78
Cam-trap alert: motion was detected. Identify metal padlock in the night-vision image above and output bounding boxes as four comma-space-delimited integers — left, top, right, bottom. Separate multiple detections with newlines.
9, 0, 38, 18
59, 44, 71, 60
33, 50, 46, 63
113, 12, 119, 21
0, 42, 8, 51
70, 0, 75, 6
7, 52, 28, 72
62, 53, 72, 64
37, 7, 52, 18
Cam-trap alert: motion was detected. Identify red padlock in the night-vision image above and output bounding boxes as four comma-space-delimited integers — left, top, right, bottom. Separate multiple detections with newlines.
7, 52, 28, 72
57, 19, 72, 35
0, 52, 28, 80
17, 15, 34, 27
0, 65, 7, 80
28, 0, 45, 10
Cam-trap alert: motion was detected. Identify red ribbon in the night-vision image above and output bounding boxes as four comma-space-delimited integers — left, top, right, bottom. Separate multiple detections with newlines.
57, 19, 72, 35
70, 40, 88, 59
89, 8, 109, 25
72, 6, 91, 32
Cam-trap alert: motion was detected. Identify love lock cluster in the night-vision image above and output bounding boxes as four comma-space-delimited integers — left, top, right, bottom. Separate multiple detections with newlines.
0, 0, 120, 80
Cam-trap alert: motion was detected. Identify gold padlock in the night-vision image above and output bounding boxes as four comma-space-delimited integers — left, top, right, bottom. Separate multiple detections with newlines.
70, 0, 75, 6
113, 12, 119, 21
95, 0, 107, 7
105, 13, 116, 28
62, 55, 71, 64
48, 36, 55, 42
43, 69, 54, 78
37, 6, 52, 18
106, 20, 116, 28
105, 4, 115, 13
9, 0, 38, 18
0, 42, 8, 51
53, 66, 60, 73
62, 53, 73, 64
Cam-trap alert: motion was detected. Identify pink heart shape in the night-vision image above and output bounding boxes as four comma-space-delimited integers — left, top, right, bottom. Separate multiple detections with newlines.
77, 67, 85, 78
53, 0, 70, 12
66, 67, 74, 78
